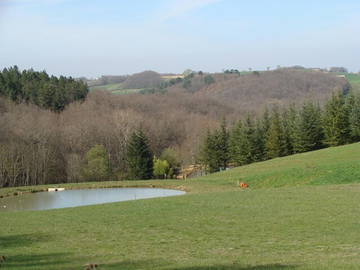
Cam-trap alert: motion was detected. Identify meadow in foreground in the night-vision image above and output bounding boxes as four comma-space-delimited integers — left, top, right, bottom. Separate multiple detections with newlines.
1, 143, 360, 270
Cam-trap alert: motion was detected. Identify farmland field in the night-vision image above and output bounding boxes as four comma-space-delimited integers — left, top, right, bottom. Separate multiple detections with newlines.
90, 83, 144, 95
90, 83, 125, 92
346, 73, 360, 91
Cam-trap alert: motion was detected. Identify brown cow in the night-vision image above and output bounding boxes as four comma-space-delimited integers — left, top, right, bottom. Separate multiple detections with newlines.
84, 263, 98, 270
239, 182, 249, 189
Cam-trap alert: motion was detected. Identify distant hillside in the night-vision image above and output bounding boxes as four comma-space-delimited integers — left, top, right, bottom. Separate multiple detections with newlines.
122, 71, 163, 89
89, 71, 166, 94
167, 69, 349, 112
89, 69, 349, 113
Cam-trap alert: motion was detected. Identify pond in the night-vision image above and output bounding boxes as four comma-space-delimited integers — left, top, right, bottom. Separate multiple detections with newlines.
0, 188, 185, 212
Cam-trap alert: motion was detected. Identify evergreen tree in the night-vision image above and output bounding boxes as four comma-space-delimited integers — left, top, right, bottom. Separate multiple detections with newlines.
201, 130, 219, 173
348, 93, 360, 142
201, 120, 230, 172
229, 116, 257, 165
266, 107, 286, 158
243, 115, 257, 161
51, 84, 69, 112
0, 66, 89, 111
3, 66, 22, 102
294, 102, 324, 152
262, 107, 271, 135
323, 92, 351, 146
38, 83, 56, 110
285, 105, 301, 153
252, 119, 267, 162
229, 120, 245, 166
126, 130, 154, 180
217, 119, 230, 169
281, 108, 295, 156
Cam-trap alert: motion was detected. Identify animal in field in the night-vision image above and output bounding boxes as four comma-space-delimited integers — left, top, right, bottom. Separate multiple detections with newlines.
239, 182, 249, 189
84, 263, 98, 270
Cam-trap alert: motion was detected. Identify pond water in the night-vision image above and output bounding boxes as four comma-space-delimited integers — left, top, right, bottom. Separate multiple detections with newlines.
0, 188, 185, 212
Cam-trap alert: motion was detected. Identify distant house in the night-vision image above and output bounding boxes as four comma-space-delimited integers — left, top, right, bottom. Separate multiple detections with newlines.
309, 68, 328, 73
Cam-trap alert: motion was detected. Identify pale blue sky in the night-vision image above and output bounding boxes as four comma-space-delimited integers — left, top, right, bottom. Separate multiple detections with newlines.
0, 0, 359, 77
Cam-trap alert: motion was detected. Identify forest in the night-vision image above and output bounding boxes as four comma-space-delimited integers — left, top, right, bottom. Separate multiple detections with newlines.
201, 92, 360, 173
0, 66, 357, 187
0, 66, 88, 112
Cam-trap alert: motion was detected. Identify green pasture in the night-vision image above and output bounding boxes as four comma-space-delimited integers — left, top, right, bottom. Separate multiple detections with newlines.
1, 143, 360, 269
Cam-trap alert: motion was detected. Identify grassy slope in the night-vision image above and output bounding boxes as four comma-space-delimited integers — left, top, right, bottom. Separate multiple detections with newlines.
89, 83, 144, 95
204, 142, 360, 188
1, 143, 360, 269
336, 73, 360, 92
90, 83, 125, 91
111, 89, 143, 95
346, 73, 360, 91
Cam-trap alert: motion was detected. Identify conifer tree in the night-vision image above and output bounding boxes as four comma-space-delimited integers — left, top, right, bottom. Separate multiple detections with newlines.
323, 92, 351, 146
285, 105, 301, 153
201, 120, 230, 172
216, 119, 230, 170
230, 116, 266, 166
266, 107, 286, 158
38, 83, 56, 110
126, 130, 154, 180
348, 93, 360, 142
294, 102, 324, 152
201, 130, 219, 173
252, 119, 267, 162
229, 120, 246, 166
262, 107, 271, 135
0, 66, 88, 111
243, 115, 257, 160
281, 108, 295, 156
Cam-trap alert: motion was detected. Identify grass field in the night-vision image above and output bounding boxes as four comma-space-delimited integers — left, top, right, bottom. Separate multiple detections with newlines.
90, 83, 125, 92
335, 73, 360, 92
111, 89, 144, 95
89, 83, 144, 95
346, 73, 360, 92
1, 143, 360, 269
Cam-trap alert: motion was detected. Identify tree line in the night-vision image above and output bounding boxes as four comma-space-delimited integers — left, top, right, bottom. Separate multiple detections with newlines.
1, 89, 359, 187
0, 66, 88, 111
0, 89, 194, 187
201, 91, 360, 172
0, 115, 179, 187
0, 66, 356, 188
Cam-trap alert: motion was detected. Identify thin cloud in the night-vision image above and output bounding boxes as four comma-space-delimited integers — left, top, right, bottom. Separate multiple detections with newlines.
159, 0, 222, 22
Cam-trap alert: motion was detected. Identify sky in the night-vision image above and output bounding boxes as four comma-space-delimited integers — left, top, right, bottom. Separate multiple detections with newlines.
0, 0, 359, 77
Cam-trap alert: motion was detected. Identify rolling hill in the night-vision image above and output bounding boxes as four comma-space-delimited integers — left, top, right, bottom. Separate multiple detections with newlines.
90, 69, 350, 113
168, 69, 349, 112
